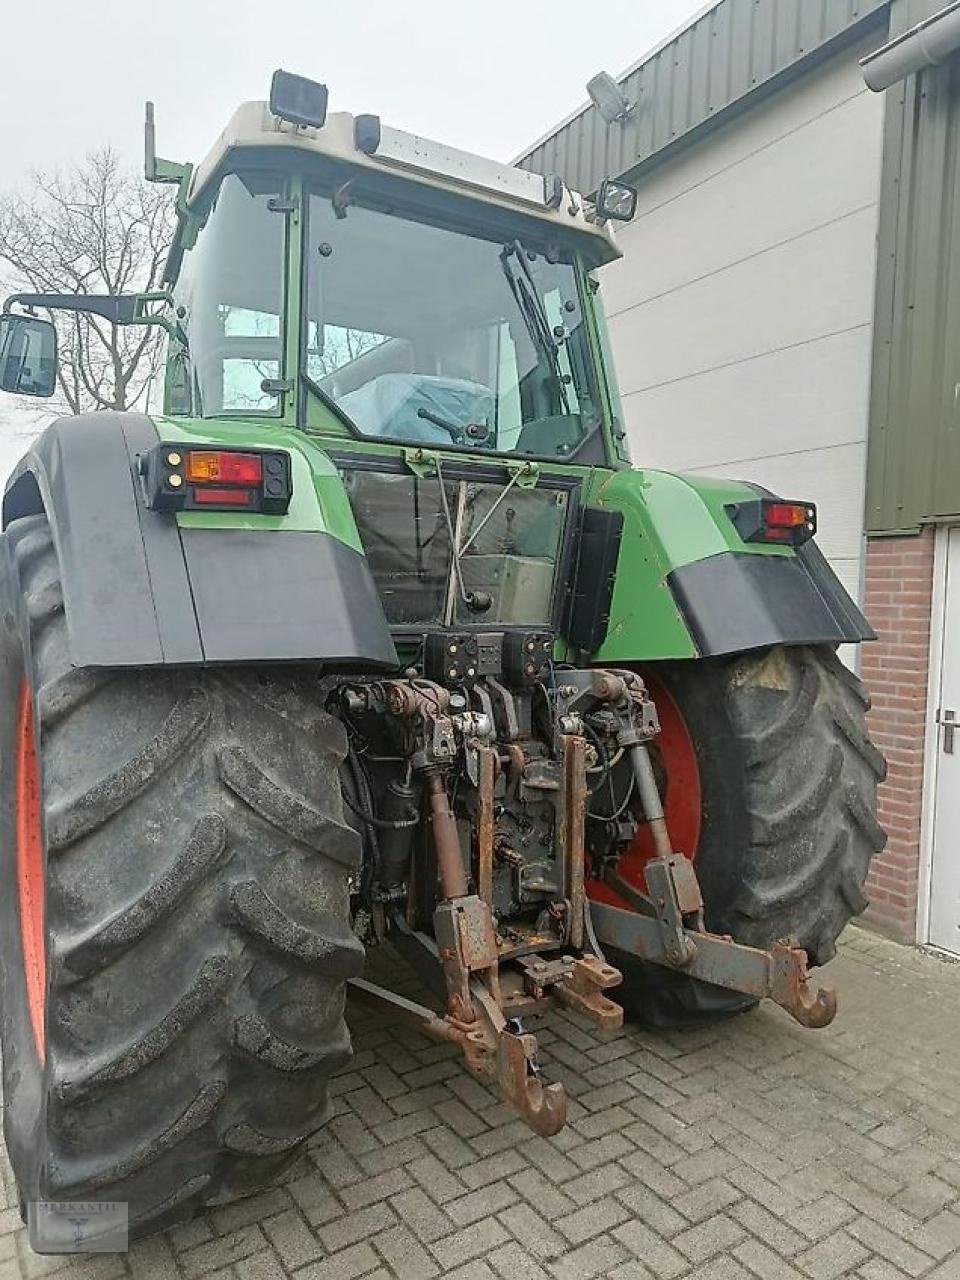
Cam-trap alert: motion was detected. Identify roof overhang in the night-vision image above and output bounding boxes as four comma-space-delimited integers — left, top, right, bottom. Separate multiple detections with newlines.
516, 0, 890, 197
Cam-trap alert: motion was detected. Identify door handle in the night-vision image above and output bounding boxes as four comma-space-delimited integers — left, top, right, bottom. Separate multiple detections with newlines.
938, 708, 956, 754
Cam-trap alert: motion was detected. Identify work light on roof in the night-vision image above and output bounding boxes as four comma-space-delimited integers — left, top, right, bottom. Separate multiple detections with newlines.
269, 70, 328, 129
596, 177, 638, 223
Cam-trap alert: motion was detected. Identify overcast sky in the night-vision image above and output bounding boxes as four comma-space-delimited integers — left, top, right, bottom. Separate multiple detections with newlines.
0, 0, 709, 468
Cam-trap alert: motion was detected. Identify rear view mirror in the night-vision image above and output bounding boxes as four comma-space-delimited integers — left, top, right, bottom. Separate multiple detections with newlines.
0, 313, 57, 397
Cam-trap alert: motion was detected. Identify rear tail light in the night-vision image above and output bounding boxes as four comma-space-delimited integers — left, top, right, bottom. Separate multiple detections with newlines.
728, 497, 817, 546
186, 451, 264, 485
140, 444, 292, 515
192, 486, 254, 506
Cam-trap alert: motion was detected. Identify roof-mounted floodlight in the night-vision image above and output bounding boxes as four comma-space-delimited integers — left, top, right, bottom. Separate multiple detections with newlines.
587, 71, 636, 125
269, 70, 329, 128
596, 177, 638, 223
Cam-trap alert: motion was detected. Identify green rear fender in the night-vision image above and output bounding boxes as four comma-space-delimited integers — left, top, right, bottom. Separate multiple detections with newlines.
2, 412, 397, 670
154, 416, 363, 549
585, 468, 873, 662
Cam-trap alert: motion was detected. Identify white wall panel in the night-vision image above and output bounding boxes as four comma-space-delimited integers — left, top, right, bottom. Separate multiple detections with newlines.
605, 88, 884, 312
610, 207, 878, 396
599, 38, 886, 608
623, 327, 873, 470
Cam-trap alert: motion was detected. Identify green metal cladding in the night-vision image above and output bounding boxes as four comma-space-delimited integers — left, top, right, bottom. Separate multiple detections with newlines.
866, 0, 960, 534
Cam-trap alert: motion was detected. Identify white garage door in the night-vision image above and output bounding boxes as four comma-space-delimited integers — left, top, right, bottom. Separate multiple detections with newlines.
600, 35, 886, 613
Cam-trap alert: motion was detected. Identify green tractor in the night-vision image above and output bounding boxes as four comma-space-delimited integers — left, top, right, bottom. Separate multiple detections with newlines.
0, 71, 884, 1241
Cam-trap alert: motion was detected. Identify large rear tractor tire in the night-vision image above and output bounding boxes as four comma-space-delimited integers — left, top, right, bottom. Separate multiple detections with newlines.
0, 515, 363, 1242
606, 645, 887, 1026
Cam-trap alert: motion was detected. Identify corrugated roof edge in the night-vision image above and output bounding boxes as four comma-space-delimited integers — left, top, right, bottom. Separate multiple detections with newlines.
510, 0, 724, 164
515, 0, 890, 197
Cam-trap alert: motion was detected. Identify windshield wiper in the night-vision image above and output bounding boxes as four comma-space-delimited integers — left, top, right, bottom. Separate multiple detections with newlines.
499, 241, 571, 416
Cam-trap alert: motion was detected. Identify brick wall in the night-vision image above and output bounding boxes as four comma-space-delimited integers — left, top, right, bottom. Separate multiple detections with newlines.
860, 528, 936, 942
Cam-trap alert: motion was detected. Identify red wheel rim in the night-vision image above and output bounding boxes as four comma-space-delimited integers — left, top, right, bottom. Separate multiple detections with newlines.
16, 680, 46, 1063
587, 669, 702, 910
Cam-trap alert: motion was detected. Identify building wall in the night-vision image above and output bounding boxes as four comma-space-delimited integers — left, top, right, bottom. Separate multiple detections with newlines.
597, 36, 886, 609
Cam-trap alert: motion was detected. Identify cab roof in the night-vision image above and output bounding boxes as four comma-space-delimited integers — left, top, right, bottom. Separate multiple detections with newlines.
186, 104, 622, 268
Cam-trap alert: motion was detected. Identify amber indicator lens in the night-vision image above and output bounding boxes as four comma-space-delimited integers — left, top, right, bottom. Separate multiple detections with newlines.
186, 451, 264, 485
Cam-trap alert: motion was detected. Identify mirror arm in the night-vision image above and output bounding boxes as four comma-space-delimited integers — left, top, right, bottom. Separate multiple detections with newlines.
3, 291, 180, 338
133, 313, 181, 340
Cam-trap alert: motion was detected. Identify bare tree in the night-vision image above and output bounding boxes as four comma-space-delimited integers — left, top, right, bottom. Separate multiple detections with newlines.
0, 149, 175, 416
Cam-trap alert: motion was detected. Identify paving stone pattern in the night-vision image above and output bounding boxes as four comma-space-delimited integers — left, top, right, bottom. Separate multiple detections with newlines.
3, 927, 960, 1279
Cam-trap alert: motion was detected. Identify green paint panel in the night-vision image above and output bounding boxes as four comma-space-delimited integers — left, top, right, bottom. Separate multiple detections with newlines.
585, 468, 794, 662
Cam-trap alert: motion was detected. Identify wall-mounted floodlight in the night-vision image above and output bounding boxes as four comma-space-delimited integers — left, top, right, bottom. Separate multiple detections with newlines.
596, 177, 638, 222
586, 71, 636, 125
269, 70, 329, 128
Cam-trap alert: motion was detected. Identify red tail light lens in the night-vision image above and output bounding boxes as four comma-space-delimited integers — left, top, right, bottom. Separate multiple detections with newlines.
765, 502, 812, 530
191, 487, 254, 506
187, 451, 264, 485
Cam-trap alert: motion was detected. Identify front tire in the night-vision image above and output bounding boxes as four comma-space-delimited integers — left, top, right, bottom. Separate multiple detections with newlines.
0, 515, 363, 1242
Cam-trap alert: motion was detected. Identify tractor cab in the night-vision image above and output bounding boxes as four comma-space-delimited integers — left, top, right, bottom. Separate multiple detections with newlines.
142, 77, 639, 637
158, 75, 632, 473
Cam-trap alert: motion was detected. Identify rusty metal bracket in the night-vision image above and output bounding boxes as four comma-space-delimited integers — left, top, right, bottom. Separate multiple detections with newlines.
380, 909, 575, 1133
558, 733, 588, 950
589, 898, 837, 1028
553, 955, 624, 1030
390, 900, 568, 1132
475, 743, 497, 908
497, 1029, 567, 1135
514, 951, 623, 1030
346, 975, 563, 1134
434, 894, 500, 1016
466, 979, 567, 1136
645, 855, 703, 966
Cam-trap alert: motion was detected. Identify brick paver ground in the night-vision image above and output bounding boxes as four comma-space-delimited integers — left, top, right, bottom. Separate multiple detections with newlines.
3, 926, 960, 1279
